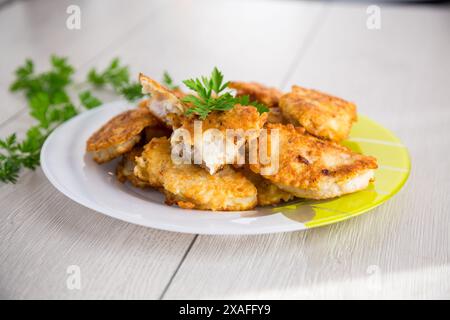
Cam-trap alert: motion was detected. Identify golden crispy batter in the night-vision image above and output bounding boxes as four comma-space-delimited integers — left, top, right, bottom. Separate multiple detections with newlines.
164, 165, 257, 211
239, 167, 294, 206
86, 108, 159, 163
135, 137, 257, 211
134, 137, 172, 188
250, 124, 378, 199
279, 85, 357, 142
116, 146, 151, 188
179, 104, 267, 135
173, 105, 268, 174
137, 99, 149, 109
86, 108, 157, 151
139, 73, 187, 127
229, 81, 283, 108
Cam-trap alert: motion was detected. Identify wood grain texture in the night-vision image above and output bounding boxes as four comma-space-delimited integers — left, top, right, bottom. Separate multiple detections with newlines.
0, 0, 325, 299
0, 179, 195, 299
163, 3, 450, 299
0, 113, 196, 300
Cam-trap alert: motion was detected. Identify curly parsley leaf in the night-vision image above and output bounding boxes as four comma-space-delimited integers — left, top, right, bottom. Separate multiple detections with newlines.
0, 127, 46, 183
3, 56, 149, 183
2, 56, 92, 183
87, 58, 143, 101
162, 71, 179, 90
235, 94, 269, 114
182, 67, 268, 119
120, 83, 143, 101
79, 91, 102, 109
10, 55, 73, 106
0, 157, 21, 183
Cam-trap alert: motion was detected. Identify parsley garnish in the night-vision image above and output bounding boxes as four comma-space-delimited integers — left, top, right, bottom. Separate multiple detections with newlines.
182, 67, 269, 119
162, 71, 179, 90
79, 91, 102, 110
87, 58, 144, 101
0, 128, 47, 183
2, 56, 82, 183
1, 56, 145, 183
10, 56, 73, 108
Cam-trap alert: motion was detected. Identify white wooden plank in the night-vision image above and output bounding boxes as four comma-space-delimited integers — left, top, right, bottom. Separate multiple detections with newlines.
0, 113, 196, 300
163, 3, 450, 299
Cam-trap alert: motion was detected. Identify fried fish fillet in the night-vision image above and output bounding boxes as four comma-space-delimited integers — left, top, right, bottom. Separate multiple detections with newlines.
134, 137, 257, 211
250, 124, 378, 199
139, 73, 187, 127
116, 146, 151, 188
279, 86, 357, 142
171, 105, 268, 174
229, 81, 283, 108
239, 167, 294, 206
86, 108, 159, 164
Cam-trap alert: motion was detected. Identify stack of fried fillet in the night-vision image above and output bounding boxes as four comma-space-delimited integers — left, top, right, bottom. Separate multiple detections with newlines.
86, 75, 377, 211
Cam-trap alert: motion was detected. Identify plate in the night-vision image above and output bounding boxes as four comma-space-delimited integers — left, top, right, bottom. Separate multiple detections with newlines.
41, 101, 410, 235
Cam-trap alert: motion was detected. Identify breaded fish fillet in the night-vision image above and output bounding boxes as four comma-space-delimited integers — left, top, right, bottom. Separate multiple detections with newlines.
229, 81, 283, 108
171, 105, 268, 174
239, 167, 294, 206
116, 146, 150, 188
250, 124, 378, 199
86, 108, 159, 164
139, 73, 187, 127
279, 86, 357, 142
135, 137, 257, 211
134, 137, 170, 188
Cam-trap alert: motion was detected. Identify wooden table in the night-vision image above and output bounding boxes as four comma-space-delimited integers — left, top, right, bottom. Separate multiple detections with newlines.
1, 0, 449, 299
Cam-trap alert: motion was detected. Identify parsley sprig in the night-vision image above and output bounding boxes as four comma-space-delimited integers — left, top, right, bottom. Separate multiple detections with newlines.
0, 56, 144, 183
2, 56, 81, 182
10, 56, 74, 106
182, 67, 269, 119
87, 58, 143, 101
162, 71, 179, 90
0, 129, 45, 183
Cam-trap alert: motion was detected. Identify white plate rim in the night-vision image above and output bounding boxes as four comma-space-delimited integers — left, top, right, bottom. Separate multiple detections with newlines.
41, 101, 311, 235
